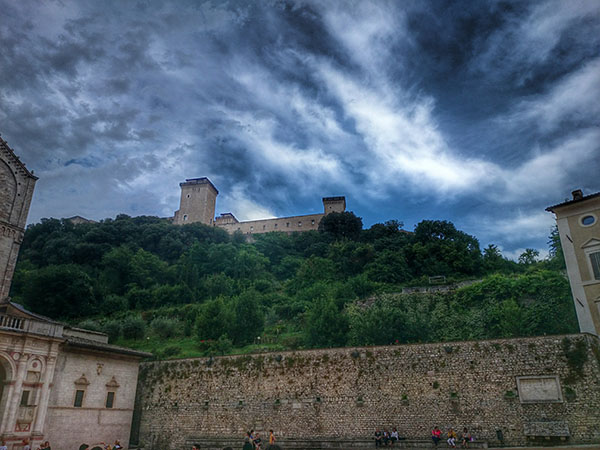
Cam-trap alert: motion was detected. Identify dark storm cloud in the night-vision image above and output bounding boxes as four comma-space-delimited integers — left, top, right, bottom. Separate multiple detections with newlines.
0, 0, 598, 257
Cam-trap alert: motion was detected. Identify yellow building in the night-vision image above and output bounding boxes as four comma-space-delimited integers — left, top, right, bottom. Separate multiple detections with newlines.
547, 189, 600, 336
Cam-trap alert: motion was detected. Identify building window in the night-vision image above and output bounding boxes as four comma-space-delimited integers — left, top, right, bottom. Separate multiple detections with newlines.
286, 222, 290, 227
581, 214, 596, 227
187, 194, 190, 198
74, 390, 85, 407
311, 220, 315, 225
20, 390, 30, 406
298, 221, 302, 227
106, 391, 115, 408
183, 214, 188, 221
274, 223, 277, 228
263, 225, 266, 230
250, 226, 254, 231
590, 252, 600, 280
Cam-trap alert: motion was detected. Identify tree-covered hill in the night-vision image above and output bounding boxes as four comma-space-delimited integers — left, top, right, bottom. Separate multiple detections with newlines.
10, 213, 576, 359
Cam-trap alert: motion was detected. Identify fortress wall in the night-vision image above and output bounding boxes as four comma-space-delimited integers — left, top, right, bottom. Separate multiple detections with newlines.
135, 334, 600, 449
216, 213, 325, 235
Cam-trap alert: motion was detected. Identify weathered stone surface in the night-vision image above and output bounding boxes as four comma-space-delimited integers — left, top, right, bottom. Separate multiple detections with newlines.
135, 334, 600, 449
0, 137, 37, 301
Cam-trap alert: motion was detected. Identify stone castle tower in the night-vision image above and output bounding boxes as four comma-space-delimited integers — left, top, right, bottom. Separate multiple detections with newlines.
0, 136, 37, 301
173, 178, 346, 234
173, 177, 218, 225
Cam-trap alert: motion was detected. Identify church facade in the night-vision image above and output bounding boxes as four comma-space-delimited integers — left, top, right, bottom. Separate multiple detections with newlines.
0, 137, 150, 450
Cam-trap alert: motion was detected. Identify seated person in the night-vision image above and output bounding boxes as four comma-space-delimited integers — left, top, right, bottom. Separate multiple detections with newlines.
447, 428, 457, 448
431, 427, 442, 447
374, 429, 382, 447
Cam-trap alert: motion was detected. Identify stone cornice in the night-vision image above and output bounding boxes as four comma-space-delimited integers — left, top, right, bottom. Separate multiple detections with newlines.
0, 135, 38, 180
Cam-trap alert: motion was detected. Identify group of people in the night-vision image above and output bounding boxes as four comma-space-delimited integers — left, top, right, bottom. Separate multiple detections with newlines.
242, 430, 276, 450
0, 439, 51, 450
102, 441, 123, 450
374, 428, 404, 446
431, 427, 472, 448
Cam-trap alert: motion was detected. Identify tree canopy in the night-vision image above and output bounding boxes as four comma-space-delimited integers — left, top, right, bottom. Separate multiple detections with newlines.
10, 214, 572, 358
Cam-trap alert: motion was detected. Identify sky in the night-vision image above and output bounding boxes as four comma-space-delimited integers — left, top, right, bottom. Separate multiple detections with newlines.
1, 0, 599, 260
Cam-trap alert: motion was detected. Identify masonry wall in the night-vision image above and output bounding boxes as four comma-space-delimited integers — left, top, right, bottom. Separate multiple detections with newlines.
0, 138, 37, 301
45, 349, 141, 449
136, 334, 600, 449
216, 213, 324, 235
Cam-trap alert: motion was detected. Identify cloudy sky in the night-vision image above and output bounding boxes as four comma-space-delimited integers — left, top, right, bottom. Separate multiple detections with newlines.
1, 0, 598, 259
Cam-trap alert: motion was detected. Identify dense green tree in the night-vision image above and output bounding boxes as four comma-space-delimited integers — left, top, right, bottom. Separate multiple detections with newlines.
328, 241, 375, 277
364, 249, 411, 283
122, 316, 146, 339
408, 220, 482, 277
288, 256, 337, 293
318, 212, 363, 241
304, 296, 348, 348
18, 264, 98, 319
196, 297, 232, 341
546, 226, 566, 270
518, 248, 540, 266
229, 290, 265, 345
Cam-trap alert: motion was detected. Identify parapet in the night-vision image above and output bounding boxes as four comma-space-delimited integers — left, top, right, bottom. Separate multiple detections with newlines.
180, 177, 219, 194
322, 196, 346, 214
215, 213, 239, 225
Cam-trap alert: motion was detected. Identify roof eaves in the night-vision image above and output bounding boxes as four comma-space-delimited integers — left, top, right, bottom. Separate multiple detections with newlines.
546, 192, 600, 212
65, 336, 153, 358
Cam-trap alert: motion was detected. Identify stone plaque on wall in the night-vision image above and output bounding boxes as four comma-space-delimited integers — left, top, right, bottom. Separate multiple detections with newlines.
516, 375, 563, 403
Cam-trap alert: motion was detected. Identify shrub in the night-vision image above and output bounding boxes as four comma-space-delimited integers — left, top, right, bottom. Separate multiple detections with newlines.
101, 294, 129, 315
78, 319, 103, 333
103, 320, 122, 343
197, 335, 233, 356
151, 317, 181, 339
160, 345, 181, 358
122, 316, 146, 339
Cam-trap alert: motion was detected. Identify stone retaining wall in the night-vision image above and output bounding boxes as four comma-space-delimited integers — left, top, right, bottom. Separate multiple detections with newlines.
134, 334, 600, 449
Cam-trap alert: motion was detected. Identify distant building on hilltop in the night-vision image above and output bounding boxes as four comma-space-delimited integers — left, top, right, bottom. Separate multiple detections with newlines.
547, 189, 600, 336
173, 177, 346, 234
65, 215, 97, 225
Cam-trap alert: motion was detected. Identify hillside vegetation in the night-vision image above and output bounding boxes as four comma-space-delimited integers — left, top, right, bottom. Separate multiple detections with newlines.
10, 213, 576, 359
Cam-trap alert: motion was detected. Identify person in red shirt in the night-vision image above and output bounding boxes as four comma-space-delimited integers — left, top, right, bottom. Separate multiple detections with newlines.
431, 426, 442, 447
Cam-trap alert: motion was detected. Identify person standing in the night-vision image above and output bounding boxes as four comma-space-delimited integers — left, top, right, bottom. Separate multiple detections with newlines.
253, 432, 262, 449
0, 440, 7, 450
268, 430, 276, 446
242, 437, 254, 450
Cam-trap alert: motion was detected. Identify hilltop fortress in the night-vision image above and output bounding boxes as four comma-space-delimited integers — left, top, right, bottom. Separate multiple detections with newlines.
173, 177, 346, 234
